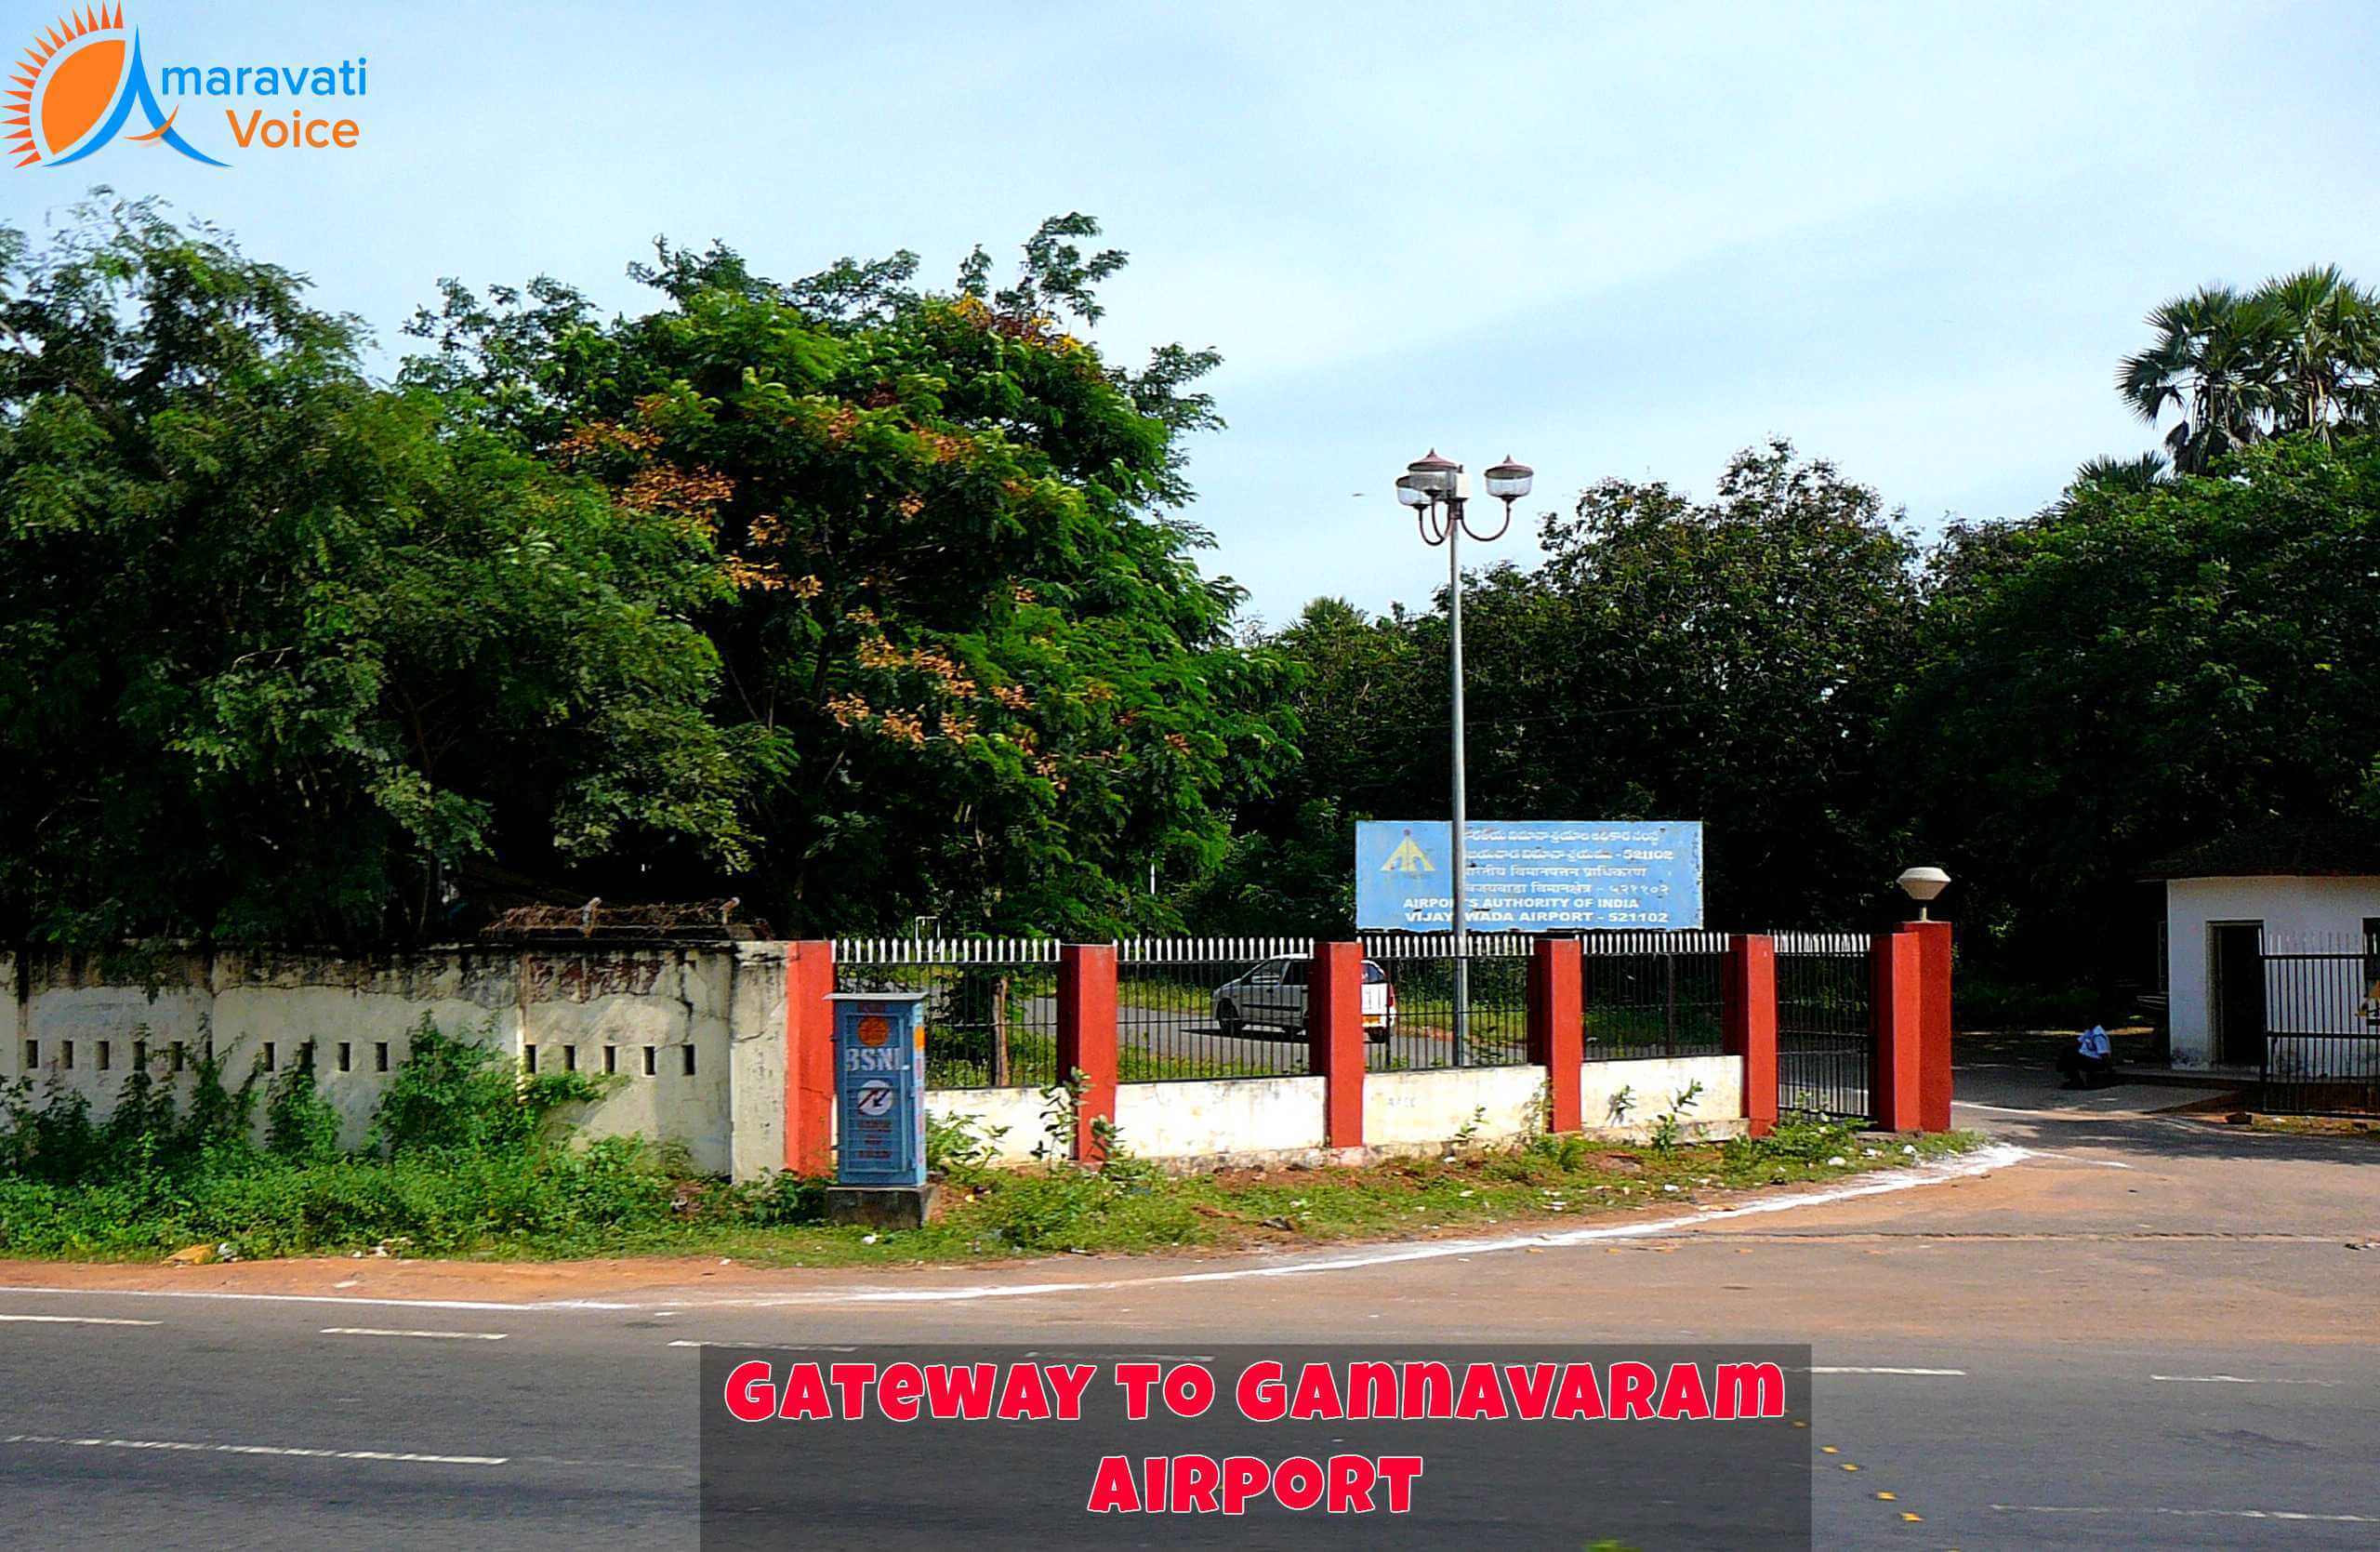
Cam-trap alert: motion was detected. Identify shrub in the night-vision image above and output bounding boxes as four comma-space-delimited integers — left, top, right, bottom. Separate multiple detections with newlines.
368, 1016, 609, 1156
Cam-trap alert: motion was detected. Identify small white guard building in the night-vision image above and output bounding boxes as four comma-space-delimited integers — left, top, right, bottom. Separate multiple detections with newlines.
2149, 821, 2380, 1070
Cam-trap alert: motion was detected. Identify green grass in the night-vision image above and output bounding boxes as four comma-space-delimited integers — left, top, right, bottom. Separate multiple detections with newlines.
572, 1119, 1981, 1269
2245, 1114, 2380, 1138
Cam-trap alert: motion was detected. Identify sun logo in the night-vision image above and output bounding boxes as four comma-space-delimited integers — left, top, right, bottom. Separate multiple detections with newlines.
7, 7, 221, 167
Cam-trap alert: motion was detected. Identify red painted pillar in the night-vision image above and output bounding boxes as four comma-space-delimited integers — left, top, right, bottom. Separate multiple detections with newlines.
1871, 932, 1924, 1132
1902, 921, 1954, 1132
1309, 941, 1366, 1151
1726, 935, 1779, 1138
1527, 937, 1584, 1132
784, 940, 836, 1176
1057, 944, 1118, 1164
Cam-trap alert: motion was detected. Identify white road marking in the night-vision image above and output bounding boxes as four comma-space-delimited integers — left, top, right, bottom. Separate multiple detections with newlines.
803, 1143, 2035, 1307
667, 1340, 859, 1351
1805, 1366, 1966, 1376
0, 1314, 161, 1326
2150, 1373, 2344, 1386
0, 1144, 2033, 1317
321, 1327, 508, 1342
1992, 1504, 2378, 1524
0, 1289, 634, 1313
1, 1433, 506, 1466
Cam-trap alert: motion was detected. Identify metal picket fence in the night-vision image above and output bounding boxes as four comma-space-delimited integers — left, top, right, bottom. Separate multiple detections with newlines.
2258, 933, 2380, 1116
1117, 936, 1316, 1082
839, 933, 1546, 1088
833, 937, 1062, 1090
1362, 933, 1536, 1071
1772, 932, 1875, 1120
1580, 930, 1731, 1059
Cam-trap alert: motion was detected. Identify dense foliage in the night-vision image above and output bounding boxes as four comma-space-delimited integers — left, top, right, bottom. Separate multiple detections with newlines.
403, 215, 1295, 937
1195, 444, 1920, 932
1, 199, 2372, 998
0, 202, 751, 943
0, 203, 1290, 943
1901, 433, 2380, 976
2116, 265, 2379, 473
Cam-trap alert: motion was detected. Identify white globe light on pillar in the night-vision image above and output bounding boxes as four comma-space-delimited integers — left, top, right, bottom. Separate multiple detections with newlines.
1897, 866, 1951, 921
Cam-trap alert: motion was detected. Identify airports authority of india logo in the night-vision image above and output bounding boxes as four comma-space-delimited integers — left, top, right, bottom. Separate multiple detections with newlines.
8, 6, 367, 168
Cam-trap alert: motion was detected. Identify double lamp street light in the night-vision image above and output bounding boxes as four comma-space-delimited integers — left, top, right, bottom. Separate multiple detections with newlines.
1395, 449, 1533, 1062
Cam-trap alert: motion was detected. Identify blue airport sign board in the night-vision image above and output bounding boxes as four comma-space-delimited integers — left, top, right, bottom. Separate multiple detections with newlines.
830, 992, 928, 1187
1355, 820, 1704, 931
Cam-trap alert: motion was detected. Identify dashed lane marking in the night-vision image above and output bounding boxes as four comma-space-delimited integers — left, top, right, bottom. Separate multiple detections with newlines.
1991, 1505, 2380, 1525
1805, 1366, 1966, 1376
320, 1327, 509, 1341
2149, 1373, 2344, 1386
0, 1314, 161, 1326
1, 1433, 507, 1466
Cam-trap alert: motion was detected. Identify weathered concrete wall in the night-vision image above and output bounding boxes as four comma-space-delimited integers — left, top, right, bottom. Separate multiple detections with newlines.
1113, 1075, 1328, 1167
3, 943, 787, 1178
924, 1085, 1050, 1165
1362, 1057, 1746, 1154
1580, 1055, 1742, 1142
1363, 1064, 1547, 1149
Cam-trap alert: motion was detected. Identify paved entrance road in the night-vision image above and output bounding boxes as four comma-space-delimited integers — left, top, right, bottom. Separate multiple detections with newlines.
2, 1049, 2375, 1549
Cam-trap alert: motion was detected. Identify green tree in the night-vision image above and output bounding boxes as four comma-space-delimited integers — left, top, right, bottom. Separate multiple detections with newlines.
2116, 268, 2380, 473
1175, 598, 1428, 932
0, 200, 751, 944
1215, 444, 1920, 932
1515, 442, 1920, 925
1899, 434, 2380, 982
405, 216, 1294, 937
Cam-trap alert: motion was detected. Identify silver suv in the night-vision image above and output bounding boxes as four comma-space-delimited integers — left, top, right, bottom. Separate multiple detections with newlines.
1211, 956, 1395, 1041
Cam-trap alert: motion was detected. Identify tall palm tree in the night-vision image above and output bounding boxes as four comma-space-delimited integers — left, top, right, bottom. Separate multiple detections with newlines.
2116, 286, 2275, 473
2252, 264, 2380, 436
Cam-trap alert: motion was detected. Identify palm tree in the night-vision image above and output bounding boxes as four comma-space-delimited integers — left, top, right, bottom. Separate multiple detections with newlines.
2113, 270, 2380, 473
2053, 452, 2170, 517
2251, 265, 2380, 436
2116, 286, 2274, 473
2071, 451, 2171, 493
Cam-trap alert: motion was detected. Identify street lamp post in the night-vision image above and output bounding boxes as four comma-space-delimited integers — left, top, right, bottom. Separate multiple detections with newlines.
1395, 450, 1534, 1063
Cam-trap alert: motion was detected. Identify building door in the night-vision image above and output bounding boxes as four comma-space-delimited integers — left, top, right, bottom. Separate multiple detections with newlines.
2210, 922, 2266, 1067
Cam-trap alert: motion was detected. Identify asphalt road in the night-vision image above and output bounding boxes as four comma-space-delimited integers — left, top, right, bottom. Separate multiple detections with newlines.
3, 1051, 2376, 1549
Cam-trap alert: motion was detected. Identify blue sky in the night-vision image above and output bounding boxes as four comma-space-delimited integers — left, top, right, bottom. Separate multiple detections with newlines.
7, 0, 2377, 624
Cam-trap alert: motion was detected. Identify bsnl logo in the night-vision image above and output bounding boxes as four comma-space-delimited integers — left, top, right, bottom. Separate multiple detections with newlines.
7, 7, 366, 168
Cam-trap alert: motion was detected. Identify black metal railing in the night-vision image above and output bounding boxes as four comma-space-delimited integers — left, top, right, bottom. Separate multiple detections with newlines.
1775, 933, 1874, 1120
1364, 935, 1535, 1069
1117, 938, 1316, 1082
1580, 930, 1730, 1060
2259, 938, 2380, 1115
834, 939, 1061, 1091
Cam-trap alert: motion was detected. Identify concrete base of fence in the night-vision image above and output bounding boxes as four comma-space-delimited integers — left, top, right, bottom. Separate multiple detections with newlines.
927, 1056, 1750, 1171
1116, 1075, 1329, 1161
